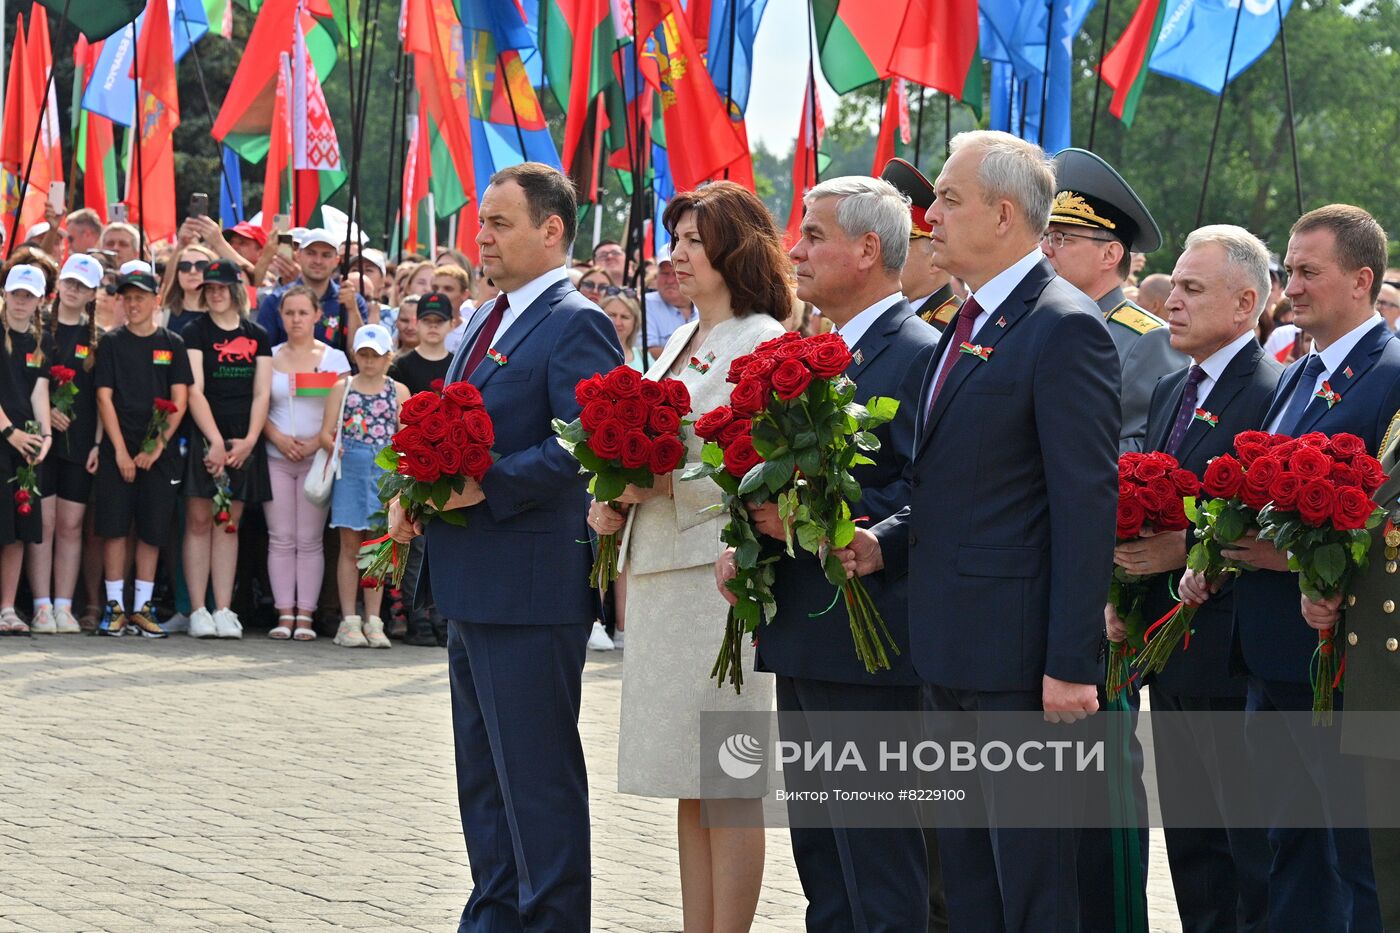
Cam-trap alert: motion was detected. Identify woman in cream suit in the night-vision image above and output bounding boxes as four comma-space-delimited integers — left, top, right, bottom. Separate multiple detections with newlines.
588, 181, 792, 932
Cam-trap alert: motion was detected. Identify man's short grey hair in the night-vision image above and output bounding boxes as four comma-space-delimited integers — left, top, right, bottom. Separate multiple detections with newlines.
804, 176, 911, 274
1184, 224, 1272, 319
948, 130, 1055, 232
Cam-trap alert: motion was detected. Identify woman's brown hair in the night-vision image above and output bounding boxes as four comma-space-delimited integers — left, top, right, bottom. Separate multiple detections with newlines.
662, 181, 793, 321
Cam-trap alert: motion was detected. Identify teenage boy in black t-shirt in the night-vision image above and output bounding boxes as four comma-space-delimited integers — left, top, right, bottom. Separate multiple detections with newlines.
92, 271, 195, 637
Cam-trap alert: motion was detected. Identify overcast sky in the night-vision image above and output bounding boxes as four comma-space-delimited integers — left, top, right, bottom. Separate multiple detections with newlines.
744, 0, 842, 154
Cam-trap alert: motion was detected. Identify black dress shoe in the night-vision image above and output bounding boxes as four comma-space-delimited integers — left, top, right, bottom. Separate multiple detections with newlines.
430, 610, 449, 648
404, 617, 438, 647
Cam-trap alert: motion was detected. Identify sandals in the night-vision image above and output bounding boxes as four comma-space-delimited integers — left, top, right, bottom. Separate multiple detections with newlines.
0, 608, 30, 636
269, 615, 294, 640
292, 614, 317, 641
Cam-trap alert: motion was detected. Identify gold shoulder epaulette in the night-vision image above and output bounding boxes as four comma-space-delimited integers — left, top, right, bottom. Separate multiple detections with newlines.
1379, 409, 1400, 465
1107, 301, 1166, 335
921, 294, 962, 327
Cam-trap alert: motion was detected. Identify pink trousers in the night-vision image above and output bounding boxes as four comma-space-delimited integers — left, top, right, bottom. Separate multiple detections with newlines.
265, 455, 329, 612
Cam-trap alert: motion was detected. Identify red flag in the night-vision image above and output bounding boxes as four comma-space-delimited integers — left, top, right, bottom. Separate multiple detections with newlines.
554, 0, 611, 174
871, 78, 909, 175
27, 6, 63, 198
404, 0, 477, 244
261, 54, 292, 231
75, 38, 116, 223
401, 102, 431, 253
1099, 0, 1166, 126
785, 65, 823, 249
0, 14, 31, 245
127, 0, 180, 243
211, 0, 302, 142
886, 0, 979, 98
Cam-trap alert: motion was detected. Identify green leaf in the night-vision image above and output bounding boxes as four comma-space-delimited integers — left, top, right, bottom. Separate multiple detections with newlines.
831, 517, 857, 548
702, 442, 725, 468
796, 521, 824, 555
1312, 542, 1347, 588
1183, 496, 1198, 523
738, 462, 768, 496
763, 455, 795, 495
1215, 509, 1246, 544
736, 539, 760, 569
796, 448, 822, 477
853, 430, 881, 452
436, 509, 469, 527
592, 471, 627, 503
574, 445, 605, 473
793, 430, 819, 450
374, 447, 398, 470
862, 396, 900, 424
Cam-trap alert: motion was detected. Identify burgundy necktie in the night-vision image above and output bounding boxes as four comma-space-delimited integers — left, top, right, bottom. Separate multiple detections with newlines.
462, 294, 509, 377
927, 296, 982, 416
1163, 365, 1207, 456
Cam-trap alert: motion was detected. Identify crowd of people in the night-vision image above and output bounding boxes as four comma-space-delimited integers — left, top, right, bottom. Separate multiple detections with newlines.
9, 138, 1400, 933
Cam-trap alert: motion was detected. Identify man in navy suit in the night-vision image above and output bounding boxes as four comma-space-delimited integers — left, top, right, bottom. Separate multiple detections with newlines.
1111, 225, 1280, 932
390, 163, 622, 932
1181, 204, 1400, 932
716, 174, 941, 932
837, 130, 1121, 931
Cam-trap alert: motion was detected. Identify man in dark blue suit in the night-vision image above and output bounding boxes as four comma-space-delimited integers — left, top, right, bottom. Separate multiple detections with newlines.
1181, 204, 1400, 932
1111, 225, 1280, 933
390, 163, 622, 932
837, 130, 1121, 931
716, 173, 940, 932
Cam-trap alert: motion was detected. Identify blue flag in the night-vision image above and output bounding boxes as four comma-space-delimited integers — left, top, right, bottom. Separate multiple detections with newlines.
980, 0, 1095, 152
81, 0, 208, 126
706, 0, 767, 115
1149, 0, 1293, 94
218, 146, 244, 224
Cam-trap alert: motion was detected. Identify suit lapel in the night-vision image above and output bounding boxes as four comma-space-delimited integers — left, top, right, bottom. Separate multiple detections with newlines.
468, 281, 571, 389
915, 261, 1052, 459
1261, 356, 1306, 428
1178, 342, 1263, 463
1148, 369, 1188, 453
651, 320, 698, 378
845, 301, 911, 382
1295, 322, 1389, 435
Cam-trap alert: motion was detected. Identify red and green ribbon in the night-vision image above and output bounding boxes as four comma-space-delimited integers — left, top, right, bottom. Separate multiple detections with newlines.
959, 342, 993, 362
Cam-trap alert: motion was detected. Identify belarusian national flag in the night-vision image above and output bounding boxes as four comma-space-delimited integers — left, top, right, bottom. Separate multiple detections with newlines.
73, 37, 118, 221
542, 0, 612, 172
784, 63, 827, 249
871, 78, 909, 175
292, 5, 346, 223
811, 0, 897, 93
886, 0, 980, 102
292, 371, 339, 396
1099, 0, 1166, 127
127, 0, 180, 242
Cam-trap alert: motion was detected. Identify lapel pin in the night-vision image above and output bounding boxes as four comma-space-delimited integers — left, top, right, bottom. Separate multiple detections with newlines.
687, 351, 715, 374
958, 342, 993, 362
487, 348, 508, 366
995, 316, 1007, 328
1192, 408, 1219, 427
1315, 381, 1342, 408
853, 348, 864, 365
1344, 366, 1355, 379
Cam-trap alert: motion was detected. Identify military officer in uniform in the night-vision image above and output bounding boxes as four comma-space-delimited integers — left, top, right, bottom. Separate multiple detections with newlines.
880, 158, 962, 332
1043, 147, 1188, 452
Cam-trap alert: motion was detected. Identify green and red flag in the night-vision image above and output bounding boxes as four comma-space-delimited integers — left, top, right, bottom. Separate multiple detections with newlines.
292, 371, 339, 396
291, 6, 345, 225
811, 0, 898, 94
784, 63, 827, 249
886, 0, 980, 104
542, 0, 613, 174
870, 78, 910, 175
73, 37, 118, 221
1099, 0, 1167, 127
126, 0, 180, 242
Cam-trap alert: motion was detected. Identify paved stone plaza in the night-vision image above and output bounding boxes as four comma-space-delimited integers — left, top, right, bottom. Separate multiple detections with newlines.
1, 635, 1182, 931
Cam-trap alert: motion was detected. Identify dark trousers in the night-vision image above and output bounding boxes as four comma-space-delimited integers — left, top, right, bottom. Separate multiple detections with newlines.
1246, 676, 1380, 933
448, 619, 591, 933
775, 675, 929, 933
1362, 757, 1400, 930
1077, 686, 1149, 933
924, 684, 1082, 933
1151, 688, 1270, 933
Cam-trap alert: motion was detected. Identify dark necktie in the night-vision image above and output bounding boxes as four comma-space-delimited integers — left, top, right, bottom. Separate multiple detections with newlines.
1163, 365, 1207, 456
927, 295, 982, 416
1274, 353, 1328, 436
461, 294, 509, 378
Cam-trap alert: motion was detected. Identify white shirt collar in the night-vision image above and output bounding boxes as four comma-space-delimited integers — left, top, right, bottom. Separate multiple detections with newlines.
835, 292, 904, 351
1316, 314, 1385, 376
504, 265, 570, 319
1197, 329, 1257, 385
969, 248, 1045, 315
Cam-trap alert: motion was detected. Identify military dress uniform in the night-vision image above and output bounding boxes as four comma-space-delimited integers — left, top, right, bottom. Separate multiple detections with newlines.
881, 158, 963, 336
915, 283, 961, 331
1050, 149, 1188, 453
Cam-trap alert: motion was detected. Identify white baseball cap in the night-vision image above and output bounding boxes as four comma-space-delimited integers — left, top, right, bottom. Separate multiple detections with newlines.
298, 228, 342, 251
657, 243, 672, 265
352, 323, 394, 356
4, 264, 46, 296
119, 259, 153, 276
25, 221, 50, 241
355, 247, 387, 276
59, 254, 104, 289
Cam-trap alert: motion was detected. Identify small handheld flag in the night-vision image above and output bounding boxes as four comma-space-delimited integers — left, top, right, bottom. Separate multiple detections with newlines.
292, 371, 339, 397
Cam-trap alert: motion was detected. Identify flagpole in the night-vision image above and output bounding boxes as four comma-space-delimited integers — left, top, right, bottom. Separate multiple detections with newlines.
179, 13, 237, 224
340, 0, 359, 273
1038, 0, 1053, 146
7, 0, 73, 256
806, 0, 819, 186
913, 85, 925, 165
350, 0, 382, 249
1087, 0, 1114, 151
1276, 0, 1303, 215
1194, 0, 1246, 228
945, 93, 951, 156
383, 42, 405, 256
133, 16, 147, 260
498, 51, 531, 157
629, 8, 648, 354
722, 0, 737, 180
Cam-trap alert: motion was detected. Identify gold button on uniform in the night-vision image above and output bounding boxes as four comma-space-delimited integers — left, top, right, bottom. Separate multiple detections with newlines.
1349, 595, 1358, 607
1388, 546, 1399, 561
1348, 632, 1359, 646
1385, 600, 1396, 614
1388, 561, 1398, 574
1388, 638, 1399, 652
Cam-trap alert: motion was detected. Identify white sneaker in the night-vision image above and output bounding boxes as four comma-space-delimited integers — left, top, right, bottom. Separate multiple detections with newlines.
54, 607, 81, 634
29, 605, 56, 634
587, 621, 615, 651
364, 616, 392, 648
611, 629, 624, 650
213, 608, 243, 639
334, 615, 368, 648
189, 607, 217, 639
161, 612, 190, 634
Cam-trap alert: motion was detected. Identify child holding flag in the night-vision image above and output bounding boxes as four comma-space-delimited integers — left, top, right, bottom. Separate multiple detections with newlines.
264, 286, 350, 640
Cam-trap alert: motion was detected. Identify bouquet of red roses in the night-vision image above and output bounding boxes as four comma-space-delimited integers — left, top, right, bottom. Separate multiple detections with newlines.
48, 365, 77, 418
553, 365, 692, 593
1107, 451, 1197, 701
142, 398, 179, 454
1254, 431, 1387, 723
358, 382, 496, 588
9, 419, 41, 519
684, 331, 897, 692
1135, 431, 1287, 678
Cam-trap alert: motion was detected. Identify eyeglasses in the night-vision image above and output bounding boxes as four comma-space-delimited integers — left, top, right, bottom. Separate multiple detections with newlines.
177, 260, 210, 274
579, 280, 608, 295
595, 249, 625, 261
1378, 300, 1400, 312
1041, 230, 1115, 250
603, 286, 637, 299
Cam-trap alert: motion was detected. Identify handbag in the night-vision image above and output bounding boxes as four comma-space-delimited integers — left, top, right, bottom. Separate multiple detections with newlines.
304, 378, 350, 507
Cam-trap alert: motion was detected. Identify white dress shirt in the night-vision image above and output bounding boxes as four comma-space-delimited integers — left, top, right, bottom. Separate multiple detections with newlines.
1266, 314, 1384, 433
1193, 329, 1258, 406
835, 292, 904, 352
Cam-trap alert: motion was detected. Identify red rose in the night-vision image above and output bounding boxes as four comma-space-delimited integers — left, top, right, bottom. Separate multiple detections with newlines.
462, 446, 493, 482
1157, 496, 1190, 532
649, 435, 686, 474
1296, 432, 1330, 448
638, 380, 665, 407
744, 356, 779, 383
1295, 479, 1337, 526
1149, 475, 1176, 503
619, 430, 652, 470
1246, 456, 1283, 487
1240, 472, 1275, 511
1117, 499, 1147, 540
694, 406, 735, 441
419, 410, 451, 443
727, 354, 754, 384
1134, 459, 1167, 481
154, 397, 178, 414
723, 434, 763, 478
461, 409, 495, 447
1355, 455, 1388, 494
575, 375, 607, 406
604, 366, 643, 399
1148, 451, 1181, 468
1202, 455, 1245, 499
1270, 438, 1300, 459
1267, 433, 1296, 447
1330, 462, 1363, 489
773, 338, 812, 361
730, 378, 768, 416
430, 378, 445, 393
399, 448, 442, 483
392, 426, 426, 455
444, 382, 484, 410
663, 379, 692, 415
770, 358, 814, 401
1236, 442, 1270, 467
436, 443, 464, 476
401, 391, 441, 425
754, 332, 800, 357
1289, 446, 1333, 480
588, 419, 627, 461
1234, 430, 1272, 450
718, 419, 752, 448
1134, 484, 1165, 513
807, 337, 852, 378
615, 398, 649, 428
648, 405, 681, 436
1170, 468, 1201, 498
1328, 433, 1366, 462
580, 400, 614, 433
1333, 486, 1378, 531
1269, 473, 1304, 511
